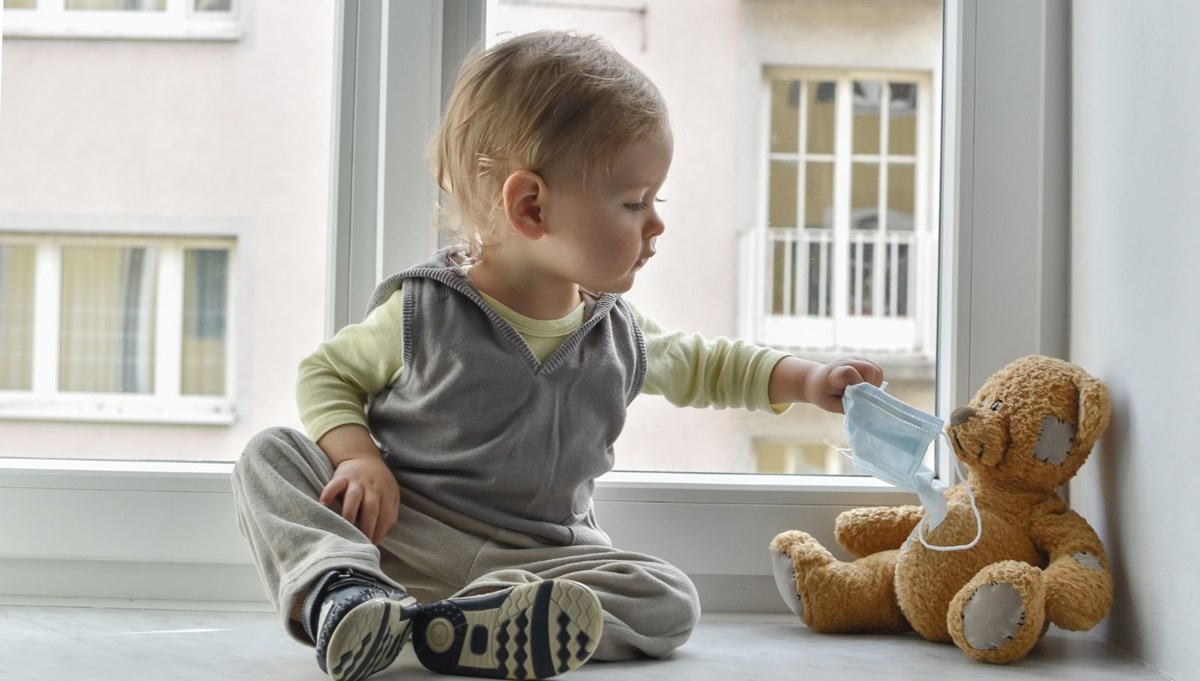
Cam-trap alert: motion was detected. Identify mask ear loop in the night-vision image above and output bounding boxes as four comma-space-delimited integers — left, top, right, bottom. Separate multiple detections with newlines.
917, 432, 982, 552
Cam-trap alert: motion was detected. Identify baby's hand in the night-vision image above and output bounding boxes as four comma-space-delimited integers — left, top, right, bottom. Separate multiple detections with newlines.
805, 357, 884, 414
319, 455, 400, 545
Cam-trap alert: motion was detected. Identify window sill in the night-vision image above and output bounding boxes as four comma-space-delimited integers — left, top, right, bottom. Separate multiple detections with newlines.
2, 20, 243, 42
0, 396, 236, 427
0, 458, 918, 605
0, 458, 917, 505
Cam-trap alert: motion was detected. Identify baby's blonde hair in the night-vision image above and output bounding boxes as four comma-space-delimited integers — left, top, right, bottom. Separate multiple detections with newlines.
429, 30, 667, 256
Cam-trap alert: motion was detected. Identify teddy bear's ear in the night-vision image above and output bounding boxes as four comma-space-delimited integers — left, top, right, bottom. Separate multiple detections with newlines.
1076, 375, 1112, 448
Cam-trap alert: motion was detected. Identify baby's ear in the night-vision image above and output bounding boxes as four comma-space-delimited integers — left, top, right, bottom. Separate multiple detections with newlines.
501, 170, 546, 239
1076, 375, 1111, 448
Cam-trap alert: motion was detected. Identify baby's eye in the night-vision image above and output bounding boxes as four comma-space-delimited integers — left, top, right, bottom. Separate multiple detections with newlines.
990, 400, 1003, 411
625, 198, 666, 212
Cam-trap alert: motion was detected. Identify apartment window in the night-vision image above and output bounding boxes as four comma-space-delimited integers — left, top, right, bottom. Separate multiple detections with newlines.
0, 235, 235, 423
2, 0, 242, 40
747, 71, 936, 358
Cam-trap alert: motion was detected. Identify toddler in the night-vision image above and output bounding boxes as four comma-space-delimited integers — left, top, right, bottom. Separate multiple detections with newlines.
232, 29, 882, 681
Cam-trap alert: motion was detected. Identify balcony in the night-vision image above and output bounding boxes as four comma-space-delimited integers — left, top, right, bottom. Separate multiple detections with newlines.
738, 222, 936, 380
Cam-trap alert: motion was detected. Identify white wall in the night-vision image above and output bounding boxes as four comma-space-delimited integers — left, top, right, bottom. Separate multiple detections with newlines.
1071, 2, 1200, 679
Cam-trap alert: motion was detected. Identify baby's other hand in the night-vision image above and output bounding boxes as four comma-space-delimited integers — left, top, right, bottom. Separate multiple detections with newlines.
805, 357, 884, 414
319, 455, 400, 545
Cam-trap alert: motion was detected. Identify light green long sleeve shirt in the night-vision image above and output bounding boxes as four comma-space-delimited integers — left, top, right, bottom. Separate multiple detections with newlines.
297, 287, 789, 443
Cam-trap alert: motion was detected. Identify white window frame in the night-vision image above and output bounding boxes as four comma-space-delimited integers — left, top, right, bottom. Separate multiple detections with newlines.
0, 0, 1072, 613
2, 0, 243, 41
746, 70, 937, 362
0, 231, 237, 425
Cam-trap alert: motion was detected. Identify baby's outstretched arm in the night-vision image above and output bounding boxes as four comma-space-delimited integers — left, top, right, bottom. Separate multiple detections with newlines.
768, 356, 884, 413
317, 423, 400, 545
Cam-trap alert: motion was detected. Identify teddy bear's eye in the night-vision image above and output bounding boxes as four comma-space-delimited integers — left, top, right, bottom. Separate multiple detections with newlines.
990, 400, 1003, 411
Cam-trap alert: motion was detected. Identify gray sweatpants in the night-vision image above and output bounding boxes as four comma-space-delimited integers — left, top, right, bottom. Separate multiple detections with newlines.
231, 427, 700, 661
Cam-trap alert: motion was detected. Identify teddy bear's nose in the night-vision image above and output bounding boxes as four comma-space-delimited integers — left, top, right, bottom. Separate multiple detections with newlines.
950, 406, 977, 426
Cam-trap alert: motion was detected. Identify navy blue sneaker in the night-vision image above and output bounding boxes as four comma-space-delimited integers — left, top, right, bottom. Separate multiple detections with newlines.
412, 579, 603, 680
302, 569, 421, 681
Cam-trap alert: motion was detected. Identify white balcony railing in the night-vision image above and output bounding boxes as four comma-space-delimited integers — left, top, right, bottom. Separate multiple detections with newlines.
738, 227, 932, 357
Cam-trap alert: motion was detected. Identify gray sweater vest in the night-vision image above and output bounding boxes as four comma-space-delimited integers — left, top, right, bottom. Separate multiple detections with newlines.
364, 248, 646, 547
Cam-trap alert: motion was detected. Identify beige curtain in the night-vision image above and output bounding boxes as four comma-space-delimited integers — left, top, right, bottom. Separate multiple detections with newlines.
0, 245, 36, 391
59, 246, 157, 393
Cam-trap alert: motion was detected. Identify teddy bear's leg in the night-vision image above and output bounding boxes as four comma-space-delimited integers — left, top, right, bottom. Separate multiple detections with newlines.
769, 531, 910, 634
948, 560, 1047, 664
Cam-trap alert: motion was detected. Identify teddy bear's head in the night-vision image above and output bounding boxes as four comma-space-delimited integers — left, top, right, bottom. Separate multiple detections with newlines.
947, 355, 1111, 492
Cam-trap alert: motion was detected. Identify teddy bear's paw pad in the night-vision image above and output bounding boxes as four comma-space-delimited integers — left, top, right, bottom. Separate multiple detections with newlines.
961, 582, 1027, 651
1073, 551, 1104, 571
769, 547, 805, 619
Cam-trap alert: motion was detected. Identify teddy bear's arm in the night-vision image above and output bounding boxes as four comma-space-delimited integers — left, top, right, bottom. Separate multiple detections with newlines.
1029, 506, 1113, 631
834, 505, 925, 558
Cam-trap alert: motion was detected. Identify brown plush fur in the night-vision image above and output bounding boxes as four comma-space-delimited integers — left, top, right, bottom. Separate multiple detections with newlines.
769, 355, 1113, 664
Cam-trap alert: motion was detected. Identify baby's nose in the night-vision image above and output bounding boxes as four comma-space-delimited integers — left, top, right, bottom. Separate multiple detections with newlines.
950, 406, 977, 426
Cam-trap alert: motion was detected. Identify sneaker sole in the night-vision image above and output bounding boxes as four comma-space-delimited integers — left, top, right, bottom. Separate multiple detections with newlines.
413, 579, 603, 679
324, 594, 419, 681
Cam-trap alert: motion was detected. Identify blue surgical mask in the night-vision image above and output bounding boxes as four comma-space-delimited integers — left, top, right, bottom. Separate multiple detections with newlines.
840, 382, 981, 552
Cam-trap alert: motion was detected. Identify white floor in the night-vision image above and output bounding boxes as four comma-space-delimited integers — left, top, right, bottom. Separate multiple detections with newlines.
1, 605, 1168, 681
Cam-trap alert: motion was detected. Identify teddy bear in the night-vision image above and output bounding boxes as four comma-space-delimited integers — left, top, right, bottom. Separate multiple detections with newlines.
769, 354, 1113, 664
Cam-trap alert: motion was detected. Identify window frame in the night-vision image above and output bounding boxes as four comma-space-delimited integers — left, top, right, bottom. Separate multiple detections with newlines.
2, 0, 243, 41
0, 230, 237, 425
0, 0, 1072, 609
748, 68, 937, 360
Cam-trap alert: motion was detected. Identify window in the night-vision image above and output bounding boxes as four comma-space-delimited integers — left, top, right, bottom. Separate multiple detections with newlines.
738, 69, 938, 475
2, 0, 242, 40
0, 235, 235, 423
752, 72, 935, 358
485, 0, 942, 475
0, 0, 1072, 608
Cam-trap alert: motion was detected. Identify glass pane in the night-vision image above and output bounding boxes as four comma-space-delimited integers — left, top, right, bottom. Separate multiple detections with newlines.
888, 163, 916, 231
853, 80, 882, 154
4, 0, 38, 9
0, 244, 36, 391
768, 160, 798, 228
804, 161, 834, 229
194, 0, 232, 11
769, 79, 800, 153
66, 0, 166, 10
807, 81, 837, 155
754, 441, 853, 475
851, 162, 880, 230
480, 1, 942, 475
59, 246, 158, 394
181, 249, 228, 396
889, 82, 918, 155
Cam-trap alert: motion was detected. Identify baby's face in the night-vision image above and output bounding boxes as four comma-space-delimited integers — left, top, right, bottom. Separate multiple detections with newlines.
538, 122, 673, 294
